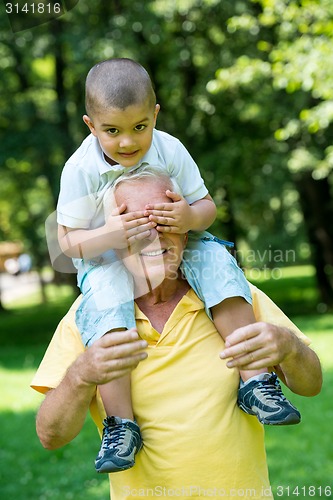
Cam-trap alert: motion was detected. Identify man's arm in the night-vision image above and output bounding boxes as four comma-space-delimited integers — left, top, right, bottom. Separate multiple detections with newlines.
36, 330, 147, 449
220, 322, 322, 397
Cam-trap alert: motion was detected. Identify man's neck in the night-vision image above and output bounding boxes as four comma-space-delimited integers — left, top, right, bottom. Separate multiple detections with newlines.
135, 275, 190, 333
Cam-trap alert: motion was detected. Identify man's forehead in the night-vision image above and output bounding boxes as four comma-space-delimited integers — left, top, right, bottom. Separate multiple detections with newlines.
115, 178, 171, 209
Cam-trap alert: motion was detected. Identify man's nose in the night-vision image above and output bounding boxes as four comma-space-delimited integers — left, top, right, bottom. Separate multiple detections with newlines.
146, 228, 159, 242
134, 228, 159, 253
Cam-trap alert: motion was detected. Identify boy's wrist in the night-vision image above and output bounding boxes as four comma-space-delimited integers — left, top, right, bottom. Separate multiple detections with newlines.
187, 206, 210, 232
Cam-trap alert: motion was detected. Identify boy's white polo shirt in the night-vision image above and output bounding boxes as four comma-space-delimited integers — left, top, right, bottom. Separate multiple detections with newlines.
57, 129, 208, 230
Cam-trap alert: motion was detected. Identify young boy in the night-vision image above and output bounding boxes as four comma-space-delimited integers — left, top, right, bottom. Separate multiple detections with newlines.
56, 58, 300, 474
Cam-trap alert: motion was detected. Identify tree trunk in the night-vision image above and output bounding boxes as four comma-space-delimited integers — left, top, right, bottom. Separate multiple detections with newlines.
295, 172, 333, 306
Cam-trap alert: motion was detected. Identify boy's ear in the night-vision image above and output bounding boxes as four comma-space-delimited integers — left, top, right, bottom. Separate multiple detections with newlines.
154, 104, 160, 125
83, 115, 97, 136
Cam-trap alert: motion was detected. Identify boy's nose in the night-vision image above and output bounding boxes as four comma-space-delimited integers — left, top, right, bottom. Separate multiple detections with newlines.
119, 135, 135, 148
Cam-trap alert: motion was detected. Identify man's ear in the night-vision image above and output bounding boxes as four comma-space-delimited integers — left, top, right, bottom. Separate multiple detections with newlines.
83, 115, 97, 136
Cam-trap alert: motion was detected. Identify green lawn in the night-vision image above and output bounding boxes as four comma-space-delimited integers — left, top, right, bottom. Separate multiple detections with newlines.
249, 267, 333, 498
0, 270, 332, 499
0, 285, 110, 499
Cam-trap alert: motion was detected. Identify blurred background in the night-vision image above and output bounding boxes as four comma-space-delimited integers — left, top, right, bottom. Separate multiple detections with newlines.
0, 0, 332, 498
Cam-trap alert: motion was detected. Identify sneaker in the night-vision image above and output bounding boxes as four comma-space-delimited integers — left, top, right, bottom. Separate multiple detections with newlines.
237, 372, 301, 425
95, 416, 143, 473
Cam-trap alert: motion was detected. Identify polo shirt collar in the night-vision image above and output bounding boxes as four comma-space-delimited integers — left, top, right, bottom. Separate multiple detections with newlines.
134, 289, 204, 322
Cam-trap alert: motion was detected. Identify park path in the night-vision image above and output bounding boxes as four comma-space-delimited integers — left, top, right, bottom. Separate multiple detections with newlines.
0, 272, 41, 305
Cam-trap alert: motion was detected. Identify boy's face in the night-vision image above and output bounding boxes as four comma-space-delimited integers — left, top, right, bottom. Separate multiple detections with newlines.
83, 101, 160, 168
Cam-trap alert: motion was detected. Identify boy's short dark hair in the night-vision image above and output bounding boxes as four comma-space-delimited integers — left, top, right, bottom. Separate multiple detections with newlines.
85, 58, 156, 117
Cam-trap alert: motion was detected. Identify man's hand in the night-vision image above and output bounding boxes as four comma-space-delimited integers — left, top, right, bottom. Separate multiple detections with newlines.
144, 190, 193, 233
36, 329, 148, 450
76, 329, 148, 386
219, 322, 294, 372
105, 203, 157, 249
219, 321, 322, 396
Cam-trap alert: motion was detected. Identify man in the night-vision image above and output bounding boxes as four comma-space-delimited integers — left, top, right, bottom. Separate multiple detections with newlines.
32, 168, 322, 500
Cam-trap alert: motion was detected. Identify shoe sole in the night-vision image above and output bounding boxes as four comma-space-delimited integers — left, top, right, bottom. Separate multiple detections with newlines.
238, 403, 301, 426
96, 459, 135, 474
258, 412, 301, 426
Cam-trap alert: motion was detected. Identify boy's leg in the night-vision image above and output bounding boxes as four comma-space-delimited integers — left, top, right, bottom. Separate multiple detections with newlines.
211, 297, 266, 382
181, 232, 300, 426
212, 298, 300, 426
99, 371, 134, 421
95, 370, 142, 474
76, 257, 142, 473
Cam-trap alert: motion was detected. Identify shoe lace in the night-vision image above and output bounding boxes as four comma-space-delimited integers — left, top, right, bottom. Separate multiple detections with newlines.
101, 420, 130, 451
259, 374, 287, 402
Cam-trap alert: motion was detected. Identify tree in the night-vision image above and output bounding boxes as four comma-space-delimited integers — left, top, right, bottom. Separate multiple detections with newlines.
206, 0, 333, 304
1, 0, 332, 309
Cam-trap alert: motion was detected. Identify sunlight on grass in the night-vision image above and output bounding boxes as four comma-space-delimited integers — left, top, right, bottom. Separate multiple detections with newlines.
5, 283, 76, 309
245, 264, 315, 282
246, 265, 321, 316
0, 367, 43, 411
291, 315, 333, 369
307, 333, 333, 369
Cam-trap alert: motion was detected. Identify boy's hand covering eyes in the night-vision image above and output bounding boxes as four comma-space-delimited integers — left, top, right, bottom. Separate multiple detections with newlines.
106, 203, 157, 249
144, 190, 193, 234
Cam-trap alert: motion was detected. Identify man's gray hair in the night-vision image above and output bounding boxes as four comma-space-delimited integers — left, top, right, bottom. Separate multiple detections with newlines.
112, 165, 183, 196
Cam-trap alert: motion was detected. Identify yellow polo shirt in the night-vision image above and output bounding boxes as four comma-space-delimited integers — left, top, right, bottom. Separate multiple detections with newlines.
31, 284, 310, 499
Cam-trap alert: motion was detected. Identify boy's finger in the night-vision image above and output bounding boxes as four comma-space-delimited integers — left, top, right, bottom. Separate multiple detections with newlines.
165, 190, 182, 202
124, 210, 148, 220
156, 225, 179, 233
125, 217, 152, 230
145, 203, 174, 212
148, 214, 173, 225
110, 203, 127, 216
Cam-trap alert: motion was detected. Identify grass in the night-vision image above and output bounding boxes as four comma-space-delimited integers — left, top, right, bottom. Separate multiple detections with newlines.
266, 336, 333, 497
246, 264, 323, 316
0, 269, 332, 499
0, 285, 110, 499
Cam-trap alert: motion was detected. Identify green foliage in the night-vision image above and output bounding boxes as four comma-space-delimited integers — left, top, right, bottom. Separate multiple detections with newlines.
1, 0, 333, 301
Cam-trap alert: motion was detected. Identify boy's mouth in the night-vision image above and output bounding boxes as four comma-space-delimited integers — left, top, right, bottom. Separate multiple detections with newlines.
119, 150, 139, 158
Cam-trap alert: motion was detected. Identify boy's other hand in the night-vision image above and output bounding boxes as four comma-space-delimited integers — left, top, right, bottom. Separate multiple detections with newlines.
144, 190, 193, 233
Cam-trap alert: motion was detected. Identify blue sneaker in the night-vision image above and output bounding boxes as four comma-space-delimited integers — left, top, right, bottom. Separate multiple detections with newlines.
95, 416, 143, 473
237, 373, 301, 425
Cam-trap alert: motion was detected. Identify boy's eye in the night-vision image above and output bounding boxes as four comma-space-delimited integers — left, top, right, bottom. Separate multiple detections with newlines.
135, 124, 146, 131
107, 128, 118, 135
